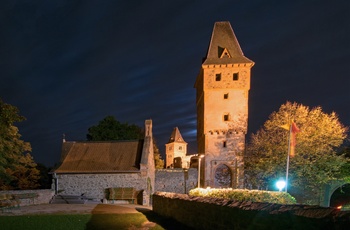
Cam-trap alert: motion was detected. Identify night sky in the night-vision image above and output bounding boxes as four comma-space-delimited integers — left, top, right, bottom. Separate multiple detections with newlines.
1, 1, 349, 167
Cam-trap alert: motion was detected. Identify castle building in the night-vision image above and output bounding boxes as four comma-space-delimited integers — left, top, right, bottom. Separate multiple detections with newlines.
165, 127, 190, 168
194, 21, 254, 188
53, 120, 155, 205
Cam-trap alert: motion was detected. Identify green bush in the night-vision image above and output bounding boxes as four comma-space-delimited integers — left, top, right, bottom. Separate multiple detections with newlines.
189, 188, 296, 204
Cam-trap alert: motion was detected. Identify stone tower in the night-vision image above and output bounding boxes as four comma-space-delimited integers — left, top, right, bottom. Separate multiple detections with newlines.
165, 127, 188, 168
194, 21, 254, 188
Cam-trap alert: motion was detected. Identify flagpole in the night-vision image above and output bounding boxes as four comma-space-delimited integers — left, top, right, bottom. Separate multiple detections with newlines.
285, 123, 292, 193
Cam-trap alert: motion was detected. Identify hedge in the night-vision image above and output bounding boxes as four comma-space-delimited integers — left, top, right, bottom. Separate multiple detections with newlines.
189, 188, 296, 204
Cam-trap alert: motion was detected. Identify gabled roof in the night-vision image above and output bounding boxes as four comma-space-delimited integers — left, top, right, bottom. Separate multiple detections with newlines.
202, 21, 254, 65
167, 127, 187, 144
54, 140, 144, 173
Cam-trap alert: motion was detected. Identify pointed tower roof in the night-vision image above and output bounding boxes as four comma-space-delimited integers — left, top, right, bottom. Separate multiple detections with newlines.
167, 127, 187, 144
202, 21, 254, 65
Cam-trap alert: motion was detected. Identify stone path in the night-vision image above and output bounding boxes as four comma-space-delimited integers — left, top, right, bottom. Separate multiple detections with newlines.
0, 203, 152, 216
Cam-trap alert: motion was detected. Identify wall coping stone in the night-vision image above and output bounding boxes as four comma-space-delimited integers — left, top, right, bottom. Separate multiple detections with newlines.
153, 192, 350, 229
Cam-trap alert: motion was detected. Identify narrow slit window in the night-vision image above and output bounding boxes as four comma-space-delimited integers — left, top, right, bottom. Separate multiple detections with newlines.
224, 93, 229, 99
223, 141, 227, 148
233, 73, 239, 81
224, 114, 229, 121
216, 73, 221, 81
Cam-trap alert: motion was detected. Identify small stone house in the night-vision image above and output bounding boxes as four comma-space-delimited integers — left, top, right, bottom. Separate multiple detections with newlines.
53, 120, 155, 205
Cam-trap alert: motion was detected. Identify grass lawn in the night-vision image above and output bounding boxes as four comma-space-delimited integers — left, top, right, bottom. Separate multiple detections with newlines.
0, 213, 161, 230
0, 212, 193, 230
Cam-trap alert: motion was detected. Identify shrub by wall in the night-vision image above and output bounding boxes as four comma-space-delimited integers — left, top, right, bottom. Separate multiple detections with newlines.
189, 188, 296, 204
153, 192, 350, 230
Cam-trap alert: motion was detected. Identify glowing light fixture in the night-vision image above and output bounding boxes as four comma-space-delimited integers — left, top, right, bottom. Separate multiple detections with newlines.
276, 180, 286, 192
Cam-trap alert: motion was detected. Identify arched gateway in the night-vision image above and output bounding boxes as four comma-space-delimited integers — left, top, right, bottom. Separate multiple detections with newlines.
214, 164, 232, 188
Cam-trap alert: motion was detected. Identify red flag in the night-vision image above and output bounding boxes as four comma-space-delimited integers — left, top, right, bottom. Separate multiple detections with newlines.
290, 122, 300, 157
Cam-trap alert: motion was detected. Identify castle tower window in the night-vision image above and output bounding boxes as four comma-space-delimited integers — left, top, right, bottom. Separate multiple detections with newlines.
219, 47, 231, 58
223, 141, 227, 148
233, 73, 239, 81
223, 114, 229, 121
216, 73, 221, 81
179, 146, 182, 150
224, 93, 229, 99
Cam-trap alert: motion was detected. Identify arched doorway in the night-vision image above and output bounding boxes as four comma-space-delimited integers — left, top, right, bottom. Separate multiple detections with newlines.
214, 164, 232, 187
330, 183, 350, 208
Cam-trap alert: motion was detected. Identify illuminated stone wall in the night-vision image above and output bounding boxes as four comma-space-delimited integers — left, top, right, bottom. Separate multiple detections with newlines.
155, 168, 198, 194
55, 173, 148, 204
55, 169, 198, 205
197, 65, 251, 188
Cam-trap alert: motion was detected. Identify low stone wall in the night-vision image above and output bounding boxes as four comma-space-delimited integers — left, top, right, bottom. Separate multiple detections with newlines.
155, 168, 198, 194
153, 192, 350, 229
0, 189, 54, 206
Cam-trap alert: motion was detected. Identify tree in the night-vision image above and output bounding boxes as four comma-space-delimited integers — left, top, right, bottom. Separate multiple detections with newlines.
87, 116, 143, 141
153, 139, 165, 169
36, 163, 52, 189
245, 102, 348, 204
0, 98, 40, 189
87, 116, 164, 168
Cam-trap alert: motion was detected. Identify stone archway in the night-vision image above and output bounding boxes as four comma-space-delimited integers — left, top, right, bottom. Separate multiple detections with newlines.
330, 183, 350, 208
214, 164, 232, 188
321, 180, 349, 207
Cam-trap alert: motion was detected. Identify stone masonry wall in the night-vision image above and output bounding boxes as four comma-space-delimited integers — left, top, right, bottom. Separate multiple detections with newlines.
56, 173, 147, 202
0, 189, 54, 206
153, 192, 350, 230
155, 168, 198, 194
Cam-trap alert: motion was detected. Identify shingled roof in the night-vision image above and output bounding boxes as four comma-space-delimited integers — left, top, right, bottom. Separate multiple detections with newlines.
203, 21, 253, 65
54, 140, 144, 173
167, 127, 187, 144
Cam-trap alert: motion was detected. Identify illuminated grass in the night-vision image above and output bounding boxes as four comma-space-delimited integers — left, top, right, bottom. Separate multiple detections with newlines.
0, 213, 164, 230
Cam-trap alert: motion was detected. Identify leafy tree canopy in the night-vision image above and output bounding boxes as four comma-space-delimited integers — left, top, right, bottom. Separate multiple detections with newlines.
153, 139, 164, 169
87, 116, 164, 168
245, 102, 348, 204
0, 98, 39, 189
87, 116, 143, 141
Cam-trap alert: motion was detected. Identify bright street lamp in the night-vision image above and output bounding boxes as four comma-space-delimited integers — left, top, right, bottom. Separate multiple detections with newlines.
276, 180, 286, 192
197, 154, 204, 188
